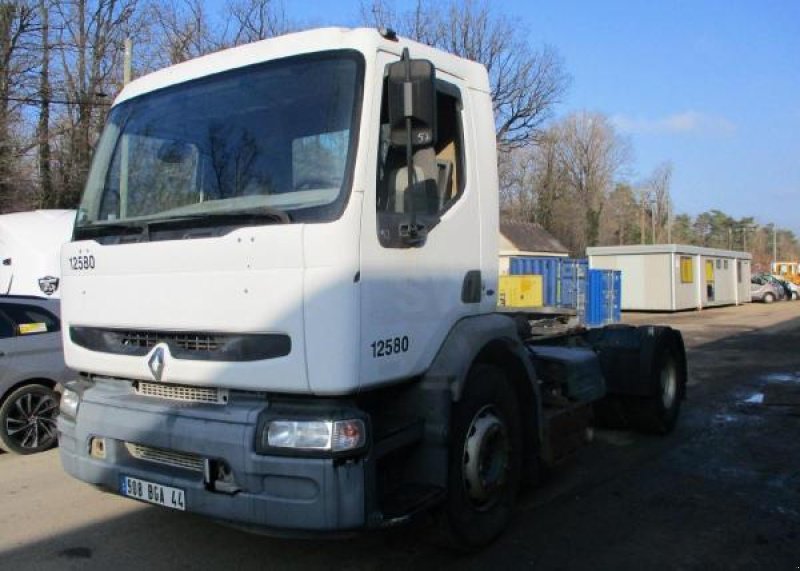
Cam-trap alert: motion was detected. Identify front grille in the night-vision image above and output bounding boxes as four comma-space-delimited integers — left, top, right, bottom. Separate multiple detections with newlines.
70, 326, 291, 361
136, 381, 228, 405
125, 443, 205, 472
121, 331, 222, 352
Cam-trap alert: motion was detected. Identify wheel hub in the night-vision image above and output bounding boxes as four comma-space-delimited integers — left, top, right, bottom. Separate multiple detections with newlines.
5, 391, 58, 451
462, 405, 510, 510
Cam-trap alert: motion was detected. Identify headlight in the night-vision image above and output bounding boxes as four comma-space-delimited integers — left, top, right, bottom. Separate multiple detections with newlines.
60, 387, 81, 420
263, 419, 366, 453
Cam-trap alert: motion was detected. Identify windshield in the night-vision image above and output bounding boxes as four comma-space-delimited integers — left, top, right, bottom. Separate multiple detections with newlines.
76, 50, 364, 234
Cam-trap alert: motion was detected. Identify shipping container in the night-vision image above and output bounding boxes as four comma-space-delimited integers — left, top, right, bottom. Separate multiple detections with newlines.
584, 269, 621, 327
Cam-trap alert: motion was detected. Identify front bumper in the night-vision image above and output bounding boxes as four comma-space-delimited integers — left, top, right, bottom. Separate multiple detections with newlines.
58, 380, 368, 532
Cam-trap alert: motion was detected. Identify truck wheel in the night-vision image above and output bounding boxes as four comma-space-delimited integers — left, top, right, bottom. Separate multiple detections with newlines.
0, 384, 60, 455
440, 364, 522, 550
625, 343, 684, 435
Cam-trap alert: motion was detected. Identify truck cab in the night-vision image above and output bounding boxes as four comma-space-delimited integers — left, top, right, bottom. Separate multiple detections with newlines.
58, 28, 686, 549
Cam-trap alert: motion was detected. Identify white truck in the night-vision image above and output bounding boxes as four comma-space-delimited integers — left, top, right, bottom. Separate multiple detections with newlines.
57, 28, 686, 548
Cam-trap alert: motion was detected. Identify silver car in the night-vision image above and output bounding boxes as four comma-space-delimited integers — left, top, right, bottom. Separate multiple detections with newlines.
0, 296, 70, 454
750, 277, 783, 303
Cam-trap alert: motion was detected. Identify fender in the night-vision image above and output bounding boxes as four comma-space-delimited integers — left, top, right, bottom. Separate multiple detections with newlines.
423, 314, 535, 400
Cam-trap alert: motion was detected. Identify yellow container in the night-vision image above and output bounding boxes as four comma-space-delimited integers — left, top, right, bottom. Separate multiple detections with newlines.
497, 275, 544, 308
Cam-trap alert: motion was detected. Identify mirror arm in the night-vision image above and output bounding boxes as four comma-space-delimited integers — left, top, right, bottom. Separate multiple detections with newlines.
401, 48, 422, 245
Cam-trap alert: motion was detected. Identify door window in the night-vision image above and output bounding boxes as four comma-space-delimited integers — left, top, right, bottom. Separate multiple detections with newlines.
376, 80, 465, 248
0, 304, 60, 336
0, 313, 15, 339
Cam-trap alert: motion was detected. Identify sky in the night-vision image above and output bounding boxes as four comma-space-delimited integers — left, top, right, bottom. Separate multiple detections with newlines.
284, 1, 800, 232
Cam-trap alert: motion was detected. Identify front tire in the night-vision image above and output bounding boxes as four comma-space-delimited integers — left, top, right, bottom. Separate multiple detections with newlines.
440, 364, 522, 550
763, 292, 775, 303
0, 384, 60, 455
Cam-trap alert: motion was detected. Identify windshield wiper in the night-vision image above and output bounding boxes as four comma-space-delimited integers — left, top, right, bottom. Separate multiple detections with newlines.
73, 221, 147, 240
146, 207, 291, 231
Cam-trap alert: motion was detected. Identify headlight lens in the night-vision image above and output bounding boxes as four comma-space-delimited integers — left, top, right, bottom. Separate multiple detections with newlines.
264, 419, 366, 452
60, 388, 81, 420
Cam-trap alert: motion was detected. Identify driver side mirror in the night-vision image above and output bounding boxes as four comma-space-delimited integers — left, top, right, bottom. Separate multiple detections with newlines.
386, 50, 437, 148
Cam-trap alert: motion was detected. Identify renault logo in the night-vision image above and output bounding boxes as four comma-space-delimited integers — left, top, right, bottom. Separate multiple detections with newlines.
148, 346, 166, 381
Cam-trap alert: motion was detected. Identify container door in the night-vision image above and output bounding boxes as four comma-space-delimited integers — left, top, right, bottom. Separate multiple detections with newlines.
705, 259, 715, 301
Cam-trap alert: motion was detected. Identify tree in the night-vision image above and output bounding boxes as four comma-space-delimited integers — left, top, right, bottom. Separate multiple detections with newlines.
643, 162, 672, 243
226, 0, 292, 44
35, 0, 51, 207
600, 183, 639, 245
50, 0, 147, 207
555, 111, 631, 251
362, 0, 569, 150
0, 1, 39, 210
149, 0, 220, 66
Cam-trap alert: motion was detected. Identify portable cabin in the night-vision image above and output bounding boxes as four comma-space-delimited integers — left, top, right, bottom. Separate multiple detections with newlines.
586, 244, 752, 311
0, 210, 75, 298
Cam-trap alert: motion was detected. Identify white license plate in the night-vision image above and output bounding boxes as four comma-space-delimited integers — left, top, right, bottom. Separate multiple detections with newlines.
120, 475, 186, 511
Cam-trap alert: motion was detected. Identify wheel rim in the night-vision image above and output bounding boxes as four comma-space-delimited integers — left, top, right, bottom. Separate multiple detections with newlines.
660, 357, 678, 410
461, 405, 510, 511
5, 390, 59, 451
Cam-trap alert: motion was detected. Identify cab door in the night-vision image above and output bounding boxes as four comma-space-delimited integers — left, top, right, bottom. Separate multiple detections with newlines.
359, 52, 483, 386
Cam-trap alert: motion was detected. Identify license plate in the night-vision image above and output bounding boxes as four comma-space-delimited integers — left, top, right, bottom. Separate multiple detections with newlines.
120, 475, 186, 511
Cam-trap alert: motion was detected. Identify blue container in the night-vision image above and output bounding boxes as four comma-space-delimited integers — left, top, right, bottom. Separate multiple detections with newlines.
509, 257, 559, 306
559, 258, 588, 309
584, 269, 622, 327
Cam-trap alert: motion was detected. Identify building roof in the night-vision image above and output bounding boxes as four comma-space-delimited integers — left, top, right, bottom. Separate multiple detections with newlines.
586, 244, 752, 260
499, 220, 569, 255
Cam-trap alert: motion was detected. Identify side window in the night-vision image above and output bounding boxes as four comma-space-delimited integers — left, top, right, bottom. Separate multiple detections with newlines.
680, 256, 693, 284
0, 312, 15, 339
737, 260, 742, 283
1, 305, 60, 336
376, 80, 465, 247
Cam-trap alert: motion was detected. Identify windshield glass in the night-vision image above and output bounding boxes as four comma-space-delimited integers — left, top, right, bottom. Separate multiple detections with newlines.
77, 50, 363, 230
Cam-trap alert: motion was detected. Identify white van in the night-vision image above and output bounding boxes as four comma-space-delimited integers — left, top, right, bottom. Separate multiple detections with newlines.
0, 210, 75, 298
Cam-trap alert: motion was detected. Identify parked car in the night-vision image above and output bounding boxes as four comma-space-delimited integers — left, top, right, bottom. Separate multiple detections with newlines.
0, 296, 69, 454
751, 276, 784, 303
764, 274, 799, 301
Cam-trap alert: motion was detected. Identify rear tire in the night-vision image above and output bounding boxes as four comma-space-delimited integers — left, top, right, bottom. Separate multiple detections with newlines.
792, 291, 798, 301
438, 364, 522, 550
0, 384, 60, 455
624, 343, 684, 434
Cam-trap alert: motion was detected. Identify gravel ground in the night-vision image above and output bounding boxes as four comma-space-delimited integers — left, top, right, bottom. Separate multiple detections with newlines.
1, 301, 798, 570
